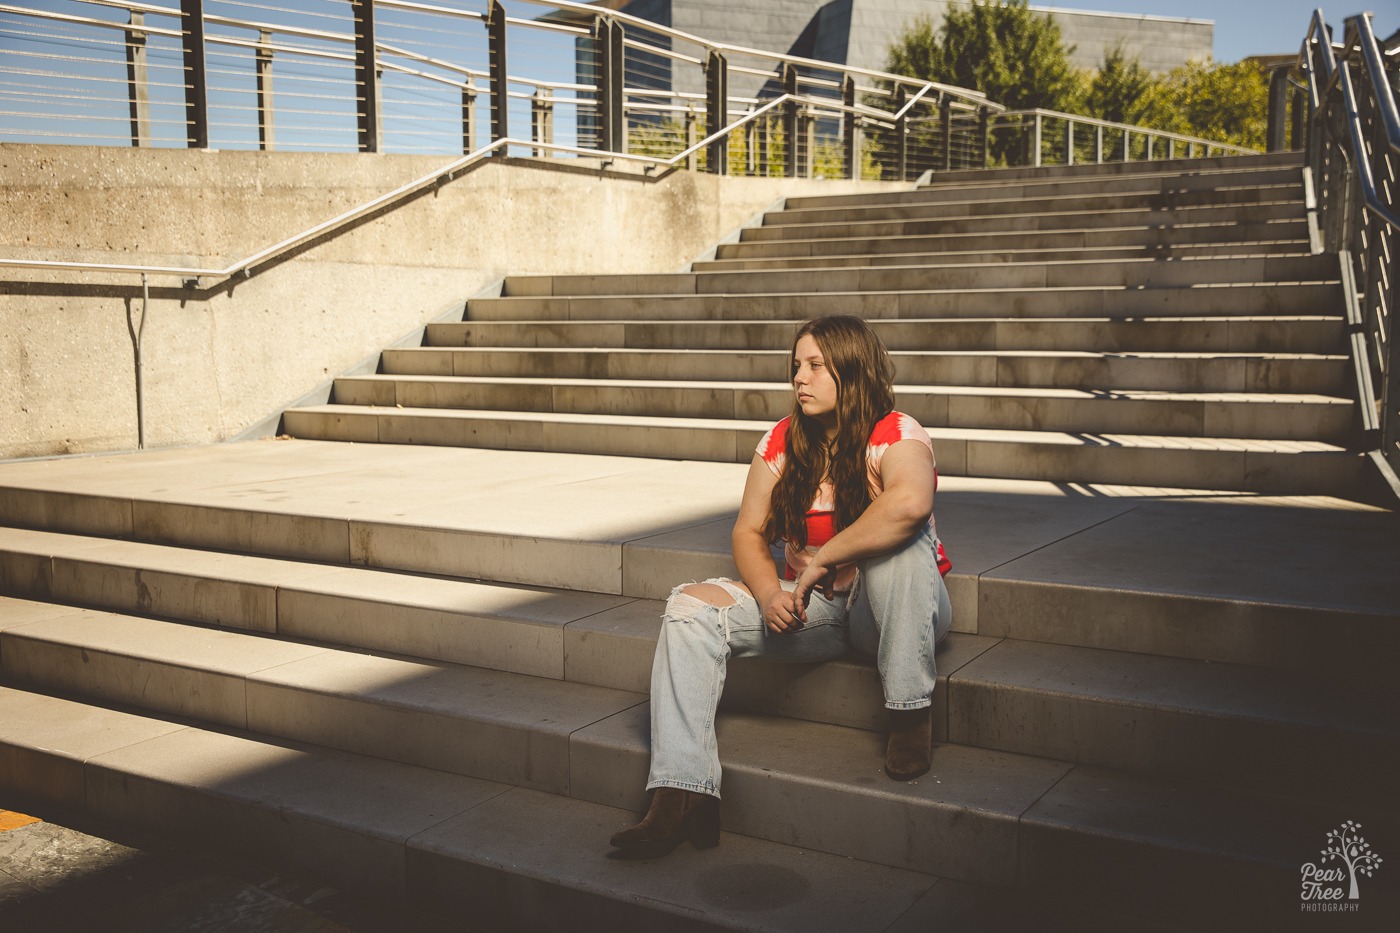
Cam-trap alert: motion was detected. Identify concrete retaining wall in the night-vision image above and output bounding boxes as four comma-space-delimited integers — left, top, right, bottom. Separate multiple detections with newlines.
0, 144, 900, 459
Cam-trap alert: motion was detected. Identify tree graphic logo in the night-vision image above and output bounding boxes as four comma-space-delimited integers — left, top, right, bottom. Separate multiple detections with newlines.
1300, 821, 1384, 911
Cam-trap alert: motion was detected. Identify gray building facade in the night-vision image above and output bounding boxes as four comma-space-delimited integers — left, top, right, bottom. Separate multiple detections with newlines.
563, 1, 1214, 101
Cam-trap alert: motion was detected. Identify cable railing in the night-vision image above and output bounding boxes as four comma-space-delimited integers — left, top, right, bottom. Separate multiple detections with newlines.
1297, 9, 1400, 501
1, 0, 1256, 178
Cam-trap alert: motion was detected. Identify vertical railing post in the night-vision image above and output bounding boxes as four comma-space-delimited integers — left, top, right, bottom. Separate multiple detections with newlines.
1032, 112, 1042, 167
757, 114, 769, 176
1123, 129, 1131, 161
1166, 138, 1174, 160
1095, 124, 1103, 163
255, 29, 274, 150
842, 75, 861, 180
684, 105, 698, 171
893, 84, 908, 180
1290, 84, 1306, 150
1267, 64, 1291, 151
461, 84, 477, 153
977, 105, 989, 168
349, 0, 378, 151
939, 95, 952, 171
746, 109, 758, 175
783, 64, 799, 178
531, 88, 554, 156
705, 50, 728, 174
125, 12, 150, 147
486, 0, 508, 148
1065, 119, 1074, 165
800, 106, 815, 178
596, 17, 625, 154
179, 0, 209, 148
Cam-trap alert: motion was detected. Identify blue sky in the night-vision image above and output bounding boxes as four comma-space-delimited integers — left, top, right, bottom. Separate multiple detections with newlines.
1035, 1, 1394, 63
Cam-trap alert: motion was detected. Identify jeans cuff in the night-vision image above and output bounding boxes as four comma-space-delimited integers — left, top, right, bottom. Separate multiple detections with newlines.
646, 779, 721, 799
884, 698, 932, 711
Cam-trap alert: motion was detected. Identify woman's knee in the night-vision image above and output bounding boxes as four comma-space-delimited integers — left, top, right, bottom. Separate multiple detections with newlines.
663, 581, 740, 623
678, 583, 736, 607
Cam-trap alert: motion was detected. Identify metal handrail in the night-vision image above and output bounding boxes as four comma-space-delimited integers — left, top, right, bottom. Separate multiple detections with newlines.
0, 92, 810, 288
1298, 8, 1400, 500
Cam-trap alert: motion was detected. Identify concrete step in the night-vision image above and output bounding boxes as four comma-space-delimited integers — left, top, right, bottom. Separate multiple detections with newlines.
465, 283, 1341, 322
0, 442, 1394, 675
0, 684, 1270, 932
909, 150, 1303, 186
740, 201, 1305, 242
945, 638, 1400, 814
280, 405, 1365, 496
717, 218, 1310, 259
0, 600, 646, 795
781, 164, 1303, 211
502, 255, 1338, 299
6, 600, 1395, 878
766, 183, 1301, 228
427, 316, 1346, 356
696, 241, 1311, 272
384, 345, 1349, 394
4, 559, 1393, 815
0, 526, 636, 680
332, 375, 1353, 442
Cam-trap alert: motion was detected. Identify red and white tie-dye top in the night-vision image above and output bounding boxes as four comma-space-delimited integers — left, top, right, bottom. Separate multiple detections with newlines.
756, 411, 952, 591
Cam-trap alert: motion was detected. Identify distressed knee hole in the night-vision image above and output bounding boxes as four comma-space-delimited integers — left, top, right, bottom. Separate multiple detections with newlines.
663, 582, 736, 623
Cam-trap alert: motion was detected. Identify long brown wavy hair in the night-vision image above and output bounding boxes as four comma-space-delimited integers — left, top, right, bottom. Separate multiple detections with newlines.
764, 315, 896, 548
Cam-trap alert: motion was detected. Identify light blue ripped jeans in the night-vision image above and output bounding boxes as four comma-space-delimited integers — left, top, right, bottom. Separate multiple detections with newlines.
646, 524, 952, 798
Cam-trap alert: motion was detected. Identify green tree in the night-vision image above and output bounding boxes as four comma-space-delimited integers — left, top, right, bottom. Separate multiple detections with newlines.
1160, 59, 1268, 150
883, 0, 1085, 112
1086, 44, 1168, 125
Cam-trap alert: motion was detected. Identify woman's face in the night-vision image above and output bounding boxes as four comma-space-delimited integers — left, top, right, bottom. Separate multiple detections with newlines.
793, 334, 838, 431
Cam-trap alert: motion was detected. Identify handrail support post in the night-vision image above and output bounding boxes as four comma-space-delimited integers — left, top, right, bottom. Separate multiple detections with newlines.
705, 50, 728, 174
125, 12, 150, 148
179, 0, 209, 148
486, 0, 508, 150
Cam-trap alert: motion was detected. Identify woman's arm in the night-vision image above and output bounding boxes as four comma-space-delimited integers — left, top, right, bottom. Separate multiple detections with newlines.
731, 454, 807, 634
790, 439, 934, 610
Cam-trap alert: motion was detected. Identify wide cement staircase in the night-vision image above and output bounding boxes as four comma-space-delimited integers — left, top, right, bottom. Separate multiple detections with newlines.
2, 152, 1398, 931
286, 150, 1364, 497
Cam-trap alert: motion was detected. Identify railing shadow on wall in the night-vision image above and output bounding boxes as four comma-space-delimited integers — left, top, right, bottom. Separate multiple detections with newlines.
1296, 10, 1400, 502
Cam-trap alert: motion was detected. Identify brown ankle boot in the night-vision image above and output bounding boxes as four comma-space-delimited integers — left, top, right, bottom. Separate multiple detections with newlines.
884, 706, 932, 781
608, 788, 721, 858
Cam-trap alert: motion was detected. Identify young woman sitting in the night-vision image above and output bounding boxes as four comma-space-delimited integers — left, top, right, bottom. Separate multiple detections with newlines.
608, 314, 952, 859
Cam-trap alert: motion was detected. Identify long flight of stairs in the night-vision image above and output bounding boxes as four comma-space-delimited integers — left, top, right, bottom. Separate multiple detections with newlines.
285, 150, 1364, 497
2, 152, 1398, 932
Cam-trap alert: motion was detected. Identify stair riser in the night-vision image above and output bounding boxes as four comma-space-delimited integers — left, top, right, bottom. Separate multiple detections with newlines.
0, 623, 641, 797
771, 186, 1300, 227
782, 166, 1302, 210
428, 318, 1346, 355
697, 242, 1310, 272
281, 411, 1365, 498
392, 349, 1349, 392
741, 203, 1304, 242
508, 255, 1336, 298
947, 679, 1398, 813
719, 219, 1310, 258
466, 285, 1342, 322
333, 379, 1353, 442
